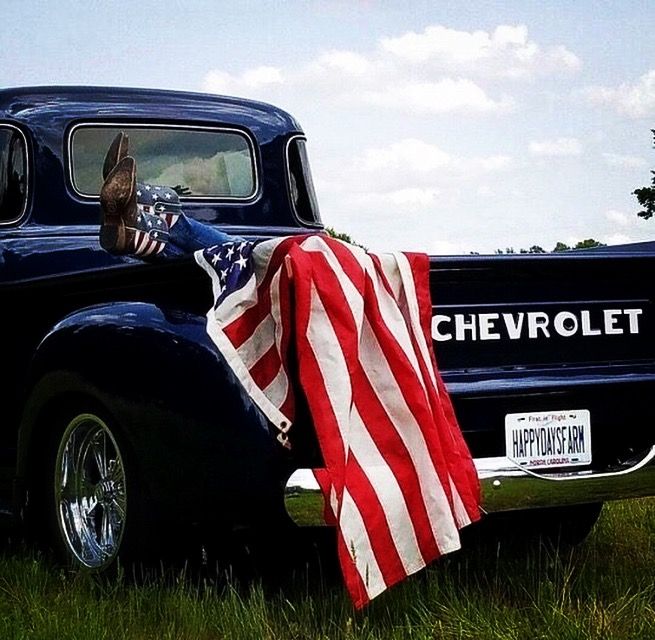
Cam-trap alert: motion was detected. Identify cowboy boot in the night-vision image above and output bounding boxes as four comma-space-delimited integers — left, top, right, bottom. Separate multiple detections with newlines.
100, 156, 169, 256
102, 132, 130, 180
135, 182, 183, 229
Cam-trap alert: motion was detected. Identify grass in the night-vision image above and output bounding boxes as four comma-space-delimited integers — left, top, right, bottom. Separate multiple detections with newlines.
0, 498, 654, 640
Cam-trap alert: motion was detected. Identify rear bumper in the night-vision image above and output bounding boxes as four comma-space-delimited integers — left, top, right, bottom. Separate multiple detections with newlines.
284, 446, 655, 526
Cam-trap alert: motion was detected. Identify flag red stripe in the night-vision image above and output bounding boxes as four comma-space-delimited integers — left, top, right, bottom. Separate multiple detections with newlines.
304, 252, 442, 563
357, 269, 458, 515
247, 342, 282, 392
336, 526, 369, 608
346, 454, 411, 588
399, 255, 480, 519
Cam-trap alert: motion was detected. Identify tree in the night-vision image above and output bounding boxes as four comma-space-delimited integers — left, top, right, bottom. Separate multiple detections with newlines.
572, 238, 606, 250
633, 129, 655, 220
325, 226, 367, 250
553, 239, 606, 252
496, 239, 605, 254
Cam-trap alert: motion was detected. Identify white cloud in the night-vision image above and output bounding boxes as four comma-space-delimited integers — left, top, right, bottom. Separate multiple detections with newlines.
605, 209, 630, 226
603, 233, 634, 245
203, 66, 283, 95
602, 152, 647, 169
359, 138, 451, 172
355, 138, 512, 180
529, 137, 583, 157
352, 187, 440, 208
430, 239, 472, 255
379, 24, 580, 78
315, 50, 370, 76
202, 24, 579, 115
360, 78, 512, 114
584, 69, 655, 118
600, 209, 655, 247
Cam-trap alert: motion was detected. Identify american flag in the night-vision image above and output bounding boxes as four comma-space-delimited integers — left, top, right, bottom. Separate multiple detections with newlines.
196, 234, 480, 607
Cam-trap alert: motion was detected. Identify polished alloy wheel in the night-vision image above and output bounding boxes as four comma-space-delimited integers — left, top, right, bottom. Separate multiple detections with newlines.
54, 413, 127, 569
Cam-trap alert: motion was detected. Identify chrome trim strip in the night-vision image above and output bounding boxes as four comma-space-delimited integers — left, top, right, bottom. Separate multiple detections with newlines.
0, 123, 29, 227
284, 446, 655, 526
66, 121, 260, 202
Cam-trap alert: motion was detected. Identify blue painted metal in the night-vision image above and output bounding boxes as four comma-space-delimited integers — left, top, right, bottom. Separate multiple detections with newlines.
0, 86, 654, 538
0, 85, 307, 230
20, 302, 289, 527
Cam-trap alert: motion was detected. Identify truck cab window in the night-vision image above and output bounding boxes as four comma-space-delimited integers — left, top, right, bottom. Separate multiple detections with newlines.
287, 137, 321, 225
70, 126, 256, 199
0, 128, 27, 223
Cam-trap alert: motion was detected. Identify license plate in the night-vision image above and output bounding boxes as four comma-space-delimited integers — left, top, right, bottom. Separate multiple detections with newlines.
505, 409, 592, 469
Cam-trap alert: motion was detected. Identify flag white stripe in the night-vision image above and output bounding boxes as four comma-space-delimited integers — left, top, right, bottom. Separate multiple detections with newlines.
449, 476, 472, 529
305, 280, 356, 446
261, 267, 290, 408
305, 236, 426, 392
195, 252, 260, 326
307, 279, 427, 576
305, 241, 460, 553
339, 487, 387, 601
196, 250, 291, 434
203, 315, 290, 432
236, 314, 276, 370
393, 253, 471, 522
262, 366, 289, 408
251, 237, 286, 286
359, 316, 462, 554
360, 255, 427, 390
394, 252, 438, 389
349, 405, 425, 574
299, 237, 365, 334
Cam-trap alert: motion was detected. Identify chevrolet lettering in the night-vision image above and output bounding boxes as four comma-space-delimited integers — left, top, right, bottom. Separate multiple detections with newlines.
1, 87, 654, 573
432, 307, 644, 342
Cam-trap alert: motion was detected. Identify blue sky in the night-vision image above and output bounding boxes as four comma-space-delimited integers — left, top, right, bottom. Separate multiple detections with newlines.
3, 0, 654, 253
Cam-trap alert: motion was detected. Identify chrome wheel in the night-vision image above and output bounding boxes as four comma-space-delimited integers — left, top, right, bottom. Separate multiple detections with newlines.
54, 413, 127, 569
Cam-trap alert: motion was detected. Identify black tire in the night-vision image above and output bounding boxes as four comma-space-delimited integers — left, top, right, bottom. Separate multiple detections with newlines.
482, 502, 604, 547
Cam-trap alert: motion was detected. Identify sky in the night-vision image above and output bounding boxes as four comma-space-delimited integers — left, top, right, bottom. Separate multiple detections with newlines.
2, 0, 655, 254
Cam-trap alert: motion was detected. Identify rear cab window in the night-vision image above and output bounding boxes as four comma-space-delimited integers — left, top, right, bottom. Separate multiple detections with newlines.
69, 125, 257, 199
287, 137, 321, 225
0, 125, 28, 224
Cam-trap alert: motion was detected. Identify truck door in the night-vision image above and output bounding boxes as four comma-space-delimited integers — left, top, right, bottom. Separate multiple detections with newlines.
0, 125, 28, 502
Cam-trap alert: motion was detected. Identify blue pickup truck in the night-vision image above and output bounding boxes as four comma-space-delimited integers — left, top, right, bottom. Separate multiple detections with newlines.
1, 86, 654, 572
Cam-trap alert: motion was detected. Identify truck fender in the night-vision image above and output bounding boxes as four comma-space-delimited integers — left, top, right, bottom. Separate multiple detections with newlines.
18, 301, 289, 529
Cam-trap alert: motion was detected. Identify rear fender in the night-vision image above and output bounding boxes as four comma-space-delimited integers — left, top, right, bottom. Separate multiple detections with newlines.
18, 302, 288, 527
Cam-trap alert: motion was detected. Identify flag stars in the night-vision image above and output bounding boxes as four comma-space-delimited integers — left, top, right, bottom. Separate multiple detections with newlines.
236, 255, 247, 269
211, 253, 221, 265
145, 185, 151, 191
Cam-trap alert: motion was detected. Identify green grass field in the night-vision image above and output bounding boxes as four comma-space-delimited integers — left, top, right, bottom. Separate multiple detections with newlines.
1, 498, 653, 640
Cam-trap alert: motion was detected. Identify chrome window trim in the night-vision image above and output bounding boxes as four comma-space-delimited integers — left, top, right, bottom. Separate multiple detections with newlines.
67, 121, 260, 202
0, 123, 29, 227
285, 134, 323, 228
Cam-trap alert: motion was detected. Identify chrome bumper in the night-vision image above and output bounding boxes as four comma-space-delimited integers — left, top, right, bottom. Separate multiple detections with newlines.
284, 446, 655, 526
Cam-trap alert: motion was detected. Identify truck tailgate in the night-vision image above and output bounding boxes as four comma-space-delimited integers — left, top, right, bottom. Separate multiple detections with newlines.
430, 246, 655, 470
